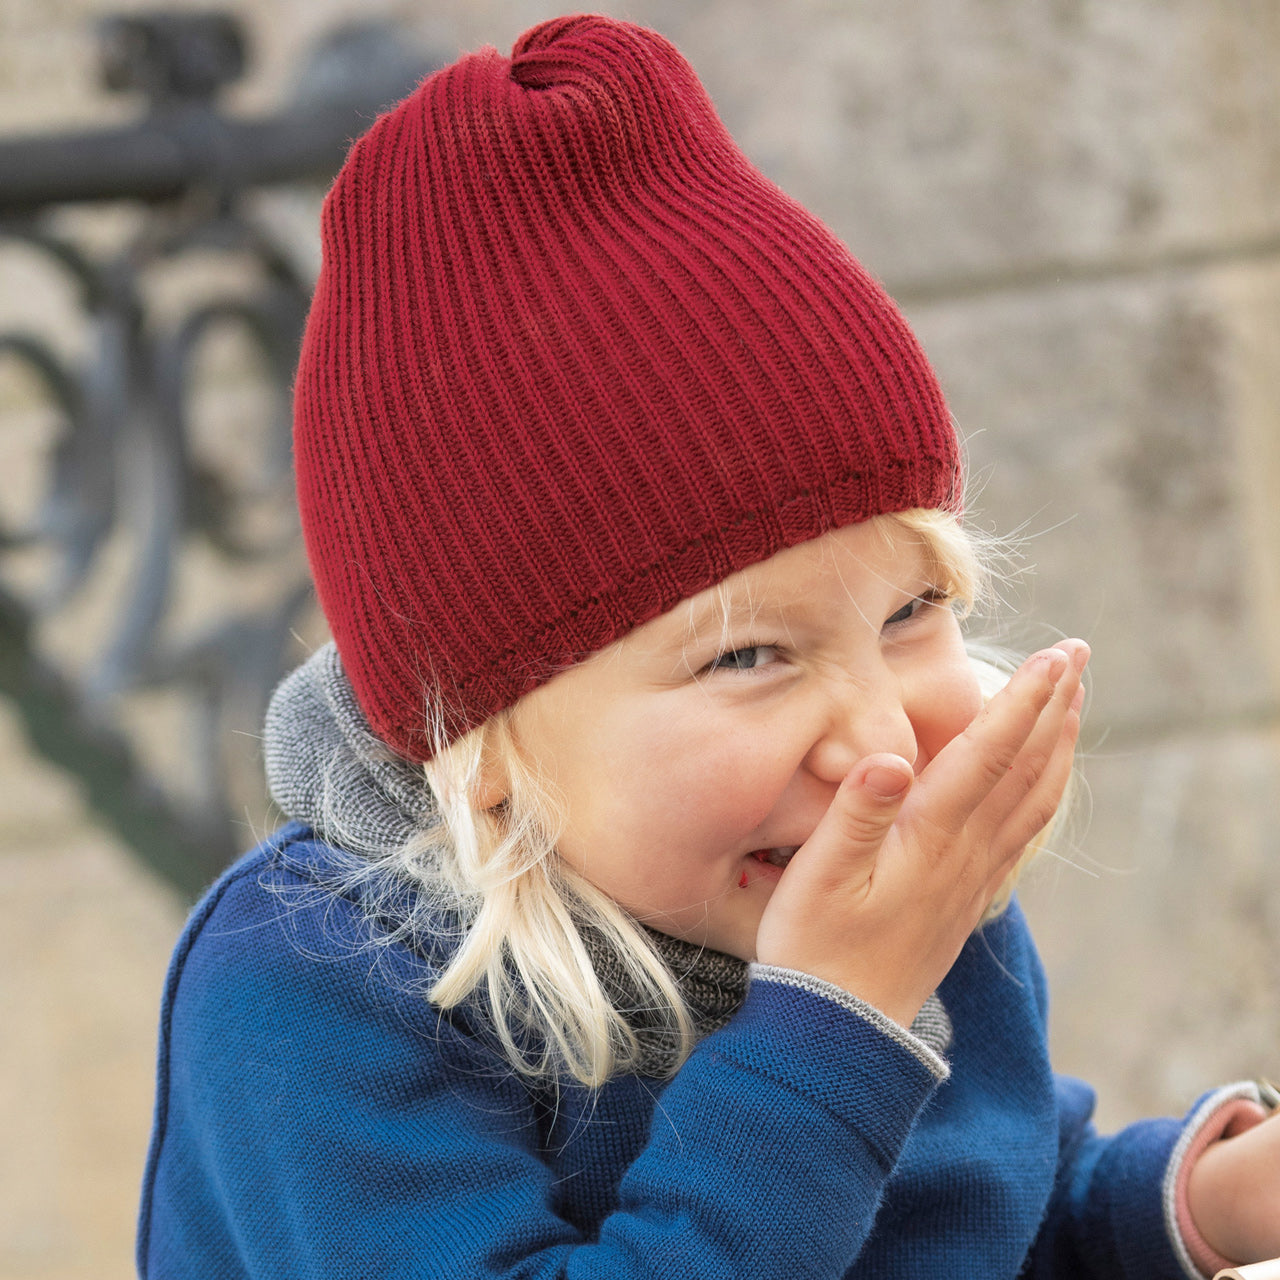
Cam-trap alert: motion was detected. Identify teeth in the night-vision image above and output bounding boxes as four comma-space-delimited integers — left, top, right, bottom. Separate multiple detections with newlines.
752, 847, 798, 868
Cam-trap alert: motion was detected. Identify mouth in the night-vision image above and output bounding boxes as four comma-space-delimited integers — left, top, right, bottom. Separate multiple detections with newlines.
750, 846, 799, 871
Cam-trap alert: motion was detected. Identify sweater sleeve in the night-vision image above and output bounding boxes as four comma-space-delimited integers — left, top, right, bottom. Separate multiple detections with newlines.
1022, 1074, 1185, 1279
1023, 1075, 1271, 1280
137, 850, 943, 1280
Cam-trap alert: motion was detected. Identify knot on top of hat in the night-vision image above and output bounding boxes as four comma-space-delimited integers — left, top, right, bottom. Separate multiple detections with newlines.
505, 14, 724, 184
509, 13, 606, 82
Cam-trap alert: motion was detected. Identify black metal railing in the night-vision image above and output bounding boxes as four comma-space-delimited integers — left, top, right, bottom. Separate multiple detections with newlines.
0, 12, 438, 897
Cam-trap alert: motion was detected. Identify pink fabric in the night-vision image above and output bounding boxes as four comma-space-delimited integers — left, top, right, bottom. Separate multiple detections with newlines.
1175, 1098, 1268, 1277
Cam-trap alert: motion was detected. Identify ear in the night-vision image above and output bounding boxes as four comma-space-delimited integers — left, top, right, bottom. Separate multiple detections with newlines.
470, 731, 510, 811
471, 769, 508, 812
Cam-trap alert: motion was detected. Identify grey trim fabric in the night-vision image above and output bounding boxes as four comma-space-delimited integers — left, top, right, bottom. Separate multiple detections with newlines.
910, 991, 955, 1058
750, 965, 952, 1081
1162, 1080, 1266, 1280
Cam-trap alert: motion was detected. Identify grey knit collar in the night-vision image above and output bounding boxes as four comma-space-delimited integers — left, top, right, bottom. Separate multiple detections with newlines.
264, 643, 435, 859
263, 644, 949, 1074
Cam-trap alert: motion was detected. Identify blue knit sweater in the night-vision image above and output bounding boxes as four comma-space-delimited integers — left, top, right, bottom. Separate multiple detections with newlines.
137, 820, 1199, 1279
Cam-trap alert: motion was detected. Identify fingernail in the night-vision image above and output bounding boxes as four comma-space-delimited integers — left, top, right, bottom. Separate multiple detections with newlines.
864, 765, 911, 799
1072, 643, 1090, 673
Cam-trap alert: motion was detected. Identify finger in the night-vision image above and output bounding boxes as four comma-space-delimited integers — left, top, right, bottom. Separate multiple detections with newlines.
910, 645, 1071, 839
979, 641, 1088, 835
991, 640, 1088, 811
787, 752, 914, 889
989, 668, 1086, 863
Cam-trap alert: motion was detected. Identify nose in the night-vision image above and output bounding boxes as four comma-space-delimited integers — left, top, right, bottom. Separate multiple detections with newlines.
803, 666, 919, 784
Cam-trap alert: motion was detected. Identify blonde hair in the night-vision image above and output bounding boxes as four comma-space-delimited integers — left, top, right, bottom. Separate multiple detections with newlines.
420, 719, 694, 1086
404, 508, 1066, 1086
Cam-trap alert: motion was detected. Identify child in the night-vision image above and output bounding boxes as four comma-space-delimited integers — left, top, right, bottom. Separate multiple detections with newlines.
137, 15, 1279, 1278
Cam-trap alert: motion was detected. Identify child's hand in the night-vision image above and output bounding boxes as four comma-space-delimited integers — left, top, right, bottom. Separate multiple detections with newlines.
755, 640, 1088, 1027
1187, 1105, 1280, 1264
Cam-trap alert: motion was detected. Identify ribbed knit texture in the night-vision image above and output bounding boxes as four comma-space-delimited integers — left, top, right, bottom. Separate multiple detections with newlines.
293, 14, 959, 760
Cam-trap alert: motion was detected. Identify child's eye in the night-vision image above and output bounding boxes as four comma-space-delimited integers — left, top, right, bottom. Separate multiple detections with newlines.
704, 644, 781, 673
884, 589, 950, 629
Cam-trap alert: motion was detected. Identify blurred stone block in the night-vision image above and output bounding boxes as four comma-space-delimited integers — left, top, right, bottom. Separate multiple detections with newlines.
682, 0, 1280, 286
908, 258, 1280, 734
1020, 725, 1280, 1129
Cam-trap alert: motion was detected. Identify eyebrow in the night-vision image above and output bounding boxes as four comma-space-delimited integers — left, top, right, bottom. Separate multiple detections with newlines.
672, 587, 780, 649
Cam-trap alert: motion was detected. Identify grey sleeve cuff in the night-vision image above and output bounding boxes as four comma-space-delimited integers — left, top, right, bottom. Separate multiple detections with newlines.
748, 963, 951, 1082
1163, 1080, 1269, 1280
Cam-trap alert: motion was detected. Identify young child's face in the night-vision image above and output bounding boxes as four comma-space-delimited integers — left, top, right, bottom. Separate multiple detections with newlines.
507, 515, 984, 962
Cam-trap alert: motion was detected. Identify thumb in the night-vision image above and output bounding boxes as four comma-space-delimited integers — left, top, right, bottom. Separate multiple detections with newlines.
799, 753, 914, 871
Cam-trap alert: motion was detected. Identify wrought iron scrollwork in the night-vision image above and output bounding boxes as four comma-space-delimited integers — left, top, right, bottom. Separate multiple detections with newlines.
0, 12, 437, 896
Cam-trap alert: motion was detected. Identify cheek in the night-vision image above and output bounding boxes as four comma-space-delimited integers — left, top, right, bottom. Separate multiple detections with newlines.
913, 655, 984, 757
570, 720, 785, 872
623, 726, 782, 840
950, 680, 985, 739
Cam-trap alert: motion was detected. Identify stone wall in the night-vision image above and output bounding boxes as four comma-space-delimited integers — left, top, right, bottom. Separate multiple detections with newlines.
2, 2, 1277, 1276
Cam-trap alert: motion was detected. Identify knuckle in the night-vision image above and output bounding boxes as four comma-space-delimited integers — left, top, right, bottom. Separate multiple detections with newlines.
837, 805, 894, 847
998, 739, 1055, 802
1029, 794, 1062, 834
911, 810, 966, 859
976, 751, 1015, 791
1016, 796, 1060, 844
961, 719, 1025, 783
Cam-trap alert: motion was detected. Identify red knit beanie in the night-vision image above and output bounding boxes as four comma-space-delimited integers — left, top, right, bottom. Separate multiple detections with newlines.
293, 14, 960, 761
